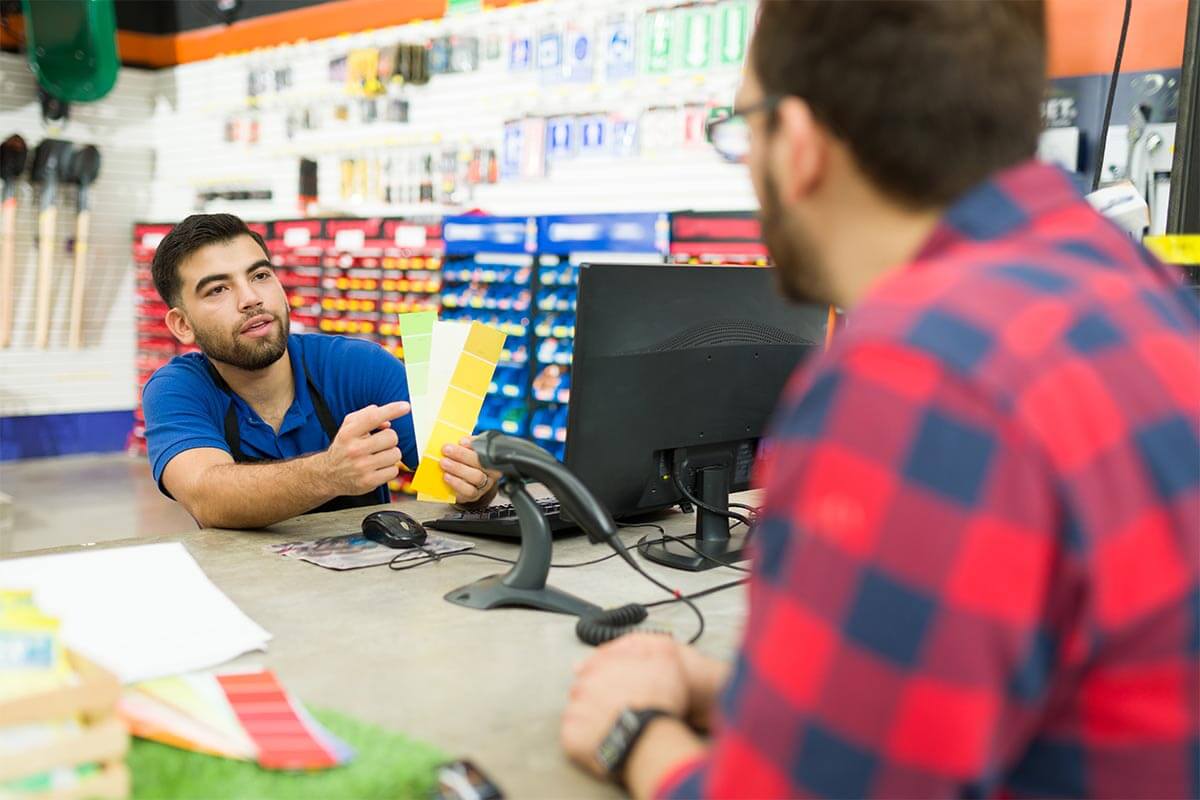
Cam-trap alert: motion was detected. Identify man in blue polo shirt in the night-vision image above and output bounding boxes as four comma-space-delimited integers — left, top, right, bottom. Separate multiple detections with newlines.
142, 213, 497, 529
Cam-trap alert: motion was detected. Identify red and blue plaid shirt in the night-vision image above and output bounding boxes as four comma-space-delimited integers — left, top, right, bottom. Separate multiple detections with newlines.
658, 161, 1200, 799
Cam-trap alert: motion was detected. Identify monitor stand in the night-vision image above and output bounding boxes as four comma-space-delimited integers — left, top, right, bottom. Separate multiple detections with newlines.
445, 479, 600, 616
638, 465, 750, 572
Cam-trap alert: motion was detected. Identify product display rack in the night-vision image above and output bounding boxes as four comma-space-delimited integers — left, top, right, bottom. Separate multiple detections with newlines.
440, 215, 539, 439
375, 218, 445, 359
529, 212, 670, 460
668, 210, 769, 266
269, 218, 328, 335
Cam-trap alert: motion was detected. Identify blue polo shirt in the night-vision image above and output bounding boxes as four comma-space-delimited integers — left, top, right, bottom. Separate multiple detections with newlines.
142, 333, 419, 503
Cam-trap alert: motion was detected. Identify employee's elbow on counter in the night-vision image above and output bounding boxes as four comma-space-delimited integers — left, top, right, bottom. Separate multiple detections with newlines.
178, 467, 263, 530
188, 502, 273, 531
185, 500, 228, 530
181, 487, 263, 530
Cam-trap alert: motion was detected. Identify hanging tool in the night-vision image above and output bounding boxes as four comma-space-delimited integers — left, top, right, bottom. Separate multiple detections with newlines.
0, 134, 27, 349
21, 0, 119, 105
31, 138, 73, 348
65, 144, 100, 349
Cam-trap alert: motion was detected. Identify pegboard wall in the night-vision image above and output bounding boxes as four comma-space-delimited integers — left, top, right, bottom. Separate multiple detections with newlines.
0, 53, 160, 418
149, 0, 758, 222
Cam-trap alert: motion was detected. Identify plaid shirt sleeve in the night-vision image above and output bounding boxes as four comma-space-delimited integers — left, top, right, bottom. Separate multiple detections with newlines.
657, 336, 1080, 798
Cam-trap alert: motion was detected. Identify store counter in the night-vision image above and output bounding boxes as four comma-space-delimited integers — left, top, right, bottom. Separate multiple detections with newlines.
77, 495, 752, 798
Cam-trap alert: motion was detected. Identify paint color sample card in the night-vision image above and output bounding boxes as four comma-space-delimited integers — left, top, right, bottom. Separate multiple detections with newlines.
120, 670, 353, 769
398, 311, 437, 456
120, 686, 255, 760
410, 322, 507, 501
133, 673, 254, 757
419, 320, 471, 456
217, 670, 351, 770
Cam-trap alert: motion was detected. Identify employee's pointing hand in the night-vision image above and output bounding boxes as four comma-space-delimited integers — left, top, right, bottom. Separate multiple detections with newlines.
324, 402, 411, 495
341, 401, 411, 435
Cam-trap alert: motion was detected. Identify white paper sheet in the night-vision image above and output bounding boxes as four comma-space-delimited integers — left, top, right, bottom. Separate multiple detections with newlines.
0, 542, 271, 684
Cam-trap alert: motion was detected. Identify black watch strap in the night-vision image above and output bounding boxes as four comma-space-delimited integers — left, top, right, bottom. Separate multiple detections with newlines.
596, 708, 672, 781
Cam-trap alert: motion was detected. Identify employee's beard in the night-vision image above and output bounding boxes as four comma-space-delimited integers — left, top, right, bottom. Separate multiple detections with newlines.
760, 172, 834, 306
192, 310, 289, 371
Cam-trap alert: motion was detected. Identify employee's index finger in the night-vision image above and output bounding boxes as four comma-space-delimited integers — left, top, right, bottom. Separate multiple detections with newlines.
345, 401, 410, 434
376, 401, 411, 421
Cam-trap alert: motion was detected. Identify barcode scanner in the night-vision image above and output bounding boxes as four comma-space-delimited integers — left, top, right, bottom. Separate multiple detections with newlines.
444, 433, 707, 647
443, 432, 631, 617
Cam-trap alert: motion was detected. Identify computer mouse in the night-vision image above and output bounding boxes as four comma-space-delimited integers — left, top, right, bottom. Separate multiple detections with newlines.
361, 510, 428, 549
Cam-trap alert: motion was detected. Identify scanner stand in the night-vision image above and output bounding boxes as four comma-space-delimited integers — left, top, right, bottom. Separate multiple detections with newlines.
444, 478, 600, 616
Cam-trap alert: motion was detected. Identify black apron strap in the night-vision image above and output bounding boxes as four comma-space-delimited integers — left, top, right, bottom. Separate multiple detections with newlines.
301, 361, 340, 442
205, 360, 252, 463
205, 355, 384, 513
298, 360, 382, 513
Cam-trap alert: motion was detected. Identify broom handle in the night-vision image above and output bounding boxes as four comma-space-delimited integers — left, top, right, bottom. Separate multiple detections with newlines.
0, 198, 15, 348
68, 209, 90, 349
33, 206, 57, 348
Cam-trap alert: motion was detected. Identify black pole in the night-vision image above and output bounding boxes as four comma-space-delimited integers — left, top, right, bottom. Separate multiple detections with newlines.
1092, 0, 1134, 192
1167, 0, 1199, 233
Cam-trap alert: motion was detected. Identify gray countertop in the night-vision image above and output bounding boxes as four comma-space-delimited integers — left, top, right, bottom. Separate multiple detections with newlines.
46, 495, 753, 799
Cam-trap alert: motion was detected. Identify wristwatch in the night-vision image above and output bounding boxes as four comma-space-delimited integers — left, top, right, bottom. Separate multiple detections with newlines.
595, 708, 671, 781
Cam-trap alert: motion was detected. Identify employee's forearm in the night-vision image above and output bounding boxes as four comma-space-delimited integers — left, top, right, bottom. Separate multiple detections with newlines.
191, 453, 338, 528
624, 718, 707, 800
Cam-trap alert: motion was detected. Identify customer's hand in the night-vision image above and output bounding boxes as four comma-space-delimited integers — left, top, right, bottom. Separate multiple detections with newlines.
322, 402, 410, 495
561, 634, 690, 778
441, 437, 501, 506
594, 633, 729, 731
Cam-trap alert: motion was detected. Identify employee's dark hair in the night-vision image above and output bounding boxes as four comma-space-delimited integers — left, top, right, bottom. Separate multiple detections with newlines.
151, 213, 270, 306
751, 0, 1046, 208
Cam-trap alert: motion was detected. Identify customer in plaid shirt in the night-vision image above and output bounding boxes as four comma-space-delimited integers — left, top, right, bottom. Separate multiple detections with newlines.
561, 2, 1199, 798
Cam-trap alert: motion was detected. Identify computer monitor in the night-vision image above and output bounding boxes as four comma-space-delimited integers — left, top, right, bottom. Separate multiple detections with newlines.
564, 262, 826, 571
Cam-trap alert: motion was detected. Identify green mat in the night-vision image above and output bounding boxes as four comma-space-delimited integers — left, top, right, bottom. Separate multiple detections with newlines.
127, 708, 446, 800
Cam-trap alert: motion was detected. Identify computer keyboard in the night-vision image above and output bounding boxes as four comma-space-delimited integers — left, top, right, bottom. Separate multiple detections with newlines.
425, 498, 578, 539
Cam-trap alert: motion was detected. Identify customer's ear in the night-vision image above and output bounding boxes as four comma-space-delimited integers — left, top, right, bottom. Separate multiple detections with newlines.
772, 97, 826, 206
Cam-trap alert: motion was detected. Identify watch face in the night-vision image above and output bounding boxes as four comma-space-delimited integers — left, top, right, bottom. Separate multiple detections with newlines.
596, 709, 641, 774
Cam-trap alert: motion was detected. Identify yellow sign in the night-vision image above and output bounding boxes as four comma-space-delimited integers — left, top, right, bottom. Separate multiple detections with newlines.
1144, 235, 1200, 265
346, 48, 382, 97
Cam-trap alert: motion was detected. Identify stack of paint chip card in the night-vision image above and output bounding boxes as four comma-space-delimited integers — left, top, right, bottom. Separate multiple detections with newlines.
119, 669, 354, 770
0, 590, 103, 797
399, 311, 507, 502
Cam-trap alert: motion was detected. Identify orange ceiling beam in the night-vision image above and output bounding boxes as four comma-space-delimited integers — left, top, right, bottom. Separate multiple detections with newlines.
1046, 0, 1187, 77
169, 0, 445, 66
4, 0, 1190, 74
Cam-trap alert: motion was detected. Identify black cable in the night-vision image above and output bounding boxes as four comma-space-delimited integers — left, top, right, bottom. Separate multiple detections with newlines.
575, 604, 654, 646
388, 523, 669, 572
671, 470, 753, 529
388, 549, 512, 571
729, 501, 760, 516
1092, 0, 1134, 192
643, 577, 749, 608
595, 537, 707, 644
